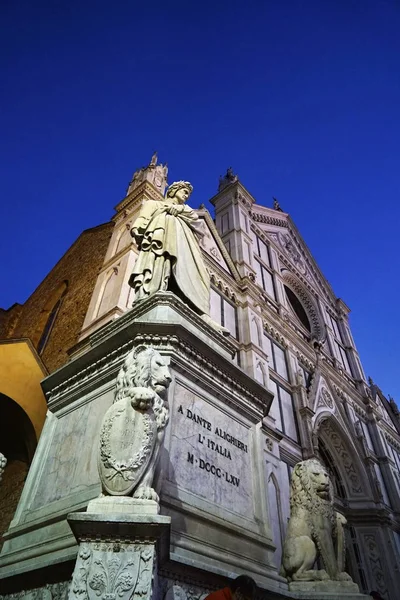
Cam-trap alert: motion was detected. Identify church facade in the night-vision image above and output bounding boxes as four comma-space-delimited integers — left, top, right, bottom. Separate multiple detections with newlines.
0, 156, 399, 599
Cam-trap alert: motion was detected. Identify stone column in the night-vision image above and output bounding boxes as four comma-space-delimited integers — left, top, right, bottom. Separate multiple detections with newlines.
67, 512, 170, 600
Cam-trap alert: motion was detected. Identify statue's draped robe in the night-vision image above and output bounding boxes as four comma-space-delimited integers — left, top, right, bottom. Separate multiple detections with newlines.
129, 200, 210, 315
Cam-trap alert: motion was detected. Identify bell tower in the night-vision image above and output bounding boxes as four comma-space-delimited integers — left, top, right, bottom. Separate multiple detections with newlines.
126, 152, 168, 197
78, 153, 168, 342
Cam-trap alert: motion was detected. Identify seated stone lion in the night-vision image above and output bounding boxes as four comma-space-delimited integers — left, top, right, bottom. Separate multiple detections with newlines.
281, 458, 353, 583
98, 345, 171, 502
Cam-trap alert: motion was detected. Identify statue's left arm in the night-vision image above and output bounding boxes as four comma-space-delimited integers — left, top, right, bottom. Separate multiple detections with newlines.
131, 201, 161, 244
179, 207, 207, 240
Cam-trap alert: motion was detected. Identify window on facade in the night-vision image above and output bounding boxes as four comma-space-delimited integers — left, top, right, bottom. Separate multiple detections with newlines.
263, 335, 289, 381
284, 286, 311, 333
329, 314, 353, 376
37, 286, 68, 354
209, 288, 238, 339
255, 237, 271, 267
254, 237, 276, 300
254, 260, 276, 299
359, 420, 375, 453
268, 379, 299, 442
388, 443, 400, 471
374, 463, 391, 506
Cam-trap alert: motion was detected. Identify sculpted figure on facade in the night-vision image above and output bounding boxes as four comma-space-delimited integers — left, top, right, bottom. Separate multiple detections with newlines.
0, 453, 6, 483
281, 458, 354, 585
129, 181, 229, 335
98, 345, 171, 503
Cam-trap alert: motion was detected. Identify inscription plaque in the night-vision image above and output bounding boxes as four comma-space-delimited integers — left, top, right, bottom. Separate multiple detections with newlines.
168, 383, 253, 516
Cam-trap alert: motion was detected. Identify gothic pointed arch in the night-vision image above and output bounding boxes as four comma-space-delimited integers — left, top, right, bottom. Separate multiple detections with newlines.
33, 280, 69, 352
314, 414, 372, 499
281, 269, 325, 343
115, 224, 132, 255
0, 393, 38, 542
96, 268, 118, 317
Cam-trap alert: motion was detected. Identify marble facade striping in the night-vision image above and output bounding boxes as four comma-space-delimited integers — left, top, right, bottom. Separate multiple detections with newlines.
1, 160, 399, 600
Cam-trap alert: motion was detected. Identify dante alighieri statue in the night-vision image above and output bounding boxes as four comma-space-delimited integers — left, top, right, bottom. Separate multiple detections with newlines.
128, 180, 229, 335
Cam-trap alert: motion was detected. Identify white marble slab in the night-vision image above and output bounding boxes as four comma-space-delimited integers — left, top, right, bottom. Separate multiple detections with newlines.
167, 381, 253, 517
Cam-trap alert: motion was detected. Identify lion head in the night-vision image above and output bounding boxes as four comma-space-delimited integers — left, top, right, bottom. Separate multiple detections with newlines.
290, 458, 335, 521
115, 345, 171, 401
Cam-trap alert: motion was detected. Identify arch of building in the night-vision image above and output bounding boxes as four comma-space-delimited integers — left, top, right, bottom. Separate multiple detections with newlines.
314, 412, 372, 500
281, 269, 326, 343
0, 393, 38, 543
31, 280, 69, 349
0, 339, 47, 441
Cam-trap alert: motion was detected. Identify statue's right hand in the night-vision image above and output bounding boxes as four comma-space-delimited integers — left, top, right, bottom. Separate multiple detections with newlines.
168, 205, 184, 216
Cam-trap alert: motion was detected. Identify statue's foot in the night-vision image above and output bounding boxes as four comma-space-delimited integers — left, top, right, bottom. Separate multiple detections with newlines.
201, 314, 230, 336
133, 486, 159, 502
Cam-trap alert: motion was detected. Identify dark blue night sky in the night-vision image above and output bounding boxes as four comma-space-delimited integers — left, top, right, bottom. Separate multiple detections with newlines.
1, 0, 399, 399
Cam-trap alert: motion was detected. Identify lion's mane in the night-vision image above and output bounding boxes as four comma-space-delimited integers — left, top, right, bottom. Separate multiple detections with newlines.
114, 345, 169, 429
290, 458, 335, 525
115, 346, 156, 400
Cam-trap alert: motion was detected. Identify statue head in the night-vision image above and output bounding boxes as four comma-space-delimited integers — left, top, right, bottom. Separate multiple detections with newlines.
290, 458, 334, 511
115, 345, 172, 402
166, 181, 193, 204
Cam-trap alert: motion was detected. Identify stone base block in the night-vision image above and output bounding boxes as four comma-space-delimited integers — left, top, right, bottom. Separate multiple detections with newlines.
67, 512, 171, 600
288, 578, 366, 599
87, 495, 159, 515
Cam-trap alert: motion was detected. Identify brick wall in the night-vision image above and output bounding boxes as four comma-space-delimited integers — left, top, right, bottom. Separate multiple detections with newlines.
0, 460, 28, 545
8, 222, 114, 373
0, 304, 22, 339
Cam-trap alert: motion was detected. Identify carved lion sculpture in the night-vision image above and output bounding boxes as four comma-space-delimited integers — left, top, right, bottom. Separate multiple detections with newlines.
281, 458, 353, 583
98, 345, 171, 502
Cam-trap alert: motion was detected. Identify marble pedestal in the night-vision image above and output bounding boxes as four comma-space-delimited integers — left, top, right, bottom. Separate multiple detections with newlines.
67, 511, 170, 600
288, 579, 368, 600
0, 293, 277, 594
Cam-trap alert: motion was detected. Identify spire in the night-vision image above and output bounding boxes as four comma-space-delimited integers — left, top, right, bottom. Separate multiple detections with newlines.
218, 167, 238, 192
126, 152, 168, 196
273, 197, 283, 211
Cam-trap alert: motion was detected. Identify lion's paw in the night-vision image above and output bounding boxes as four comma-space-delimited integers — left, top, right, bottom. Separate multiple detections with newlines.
130, 387, 155, 410
315, 570, 330, 581
133, 486, 159, 502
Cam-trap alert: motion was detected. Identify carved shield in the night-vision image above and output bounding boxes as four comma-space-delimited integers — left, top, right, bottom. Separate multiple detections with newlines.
98, 398, 157, 496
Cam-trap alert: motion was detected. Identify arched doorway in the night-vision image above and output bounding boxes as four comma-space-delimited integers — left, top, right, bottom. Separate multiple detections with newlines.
315, 416, 371, 593
0, 394, 37, 545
